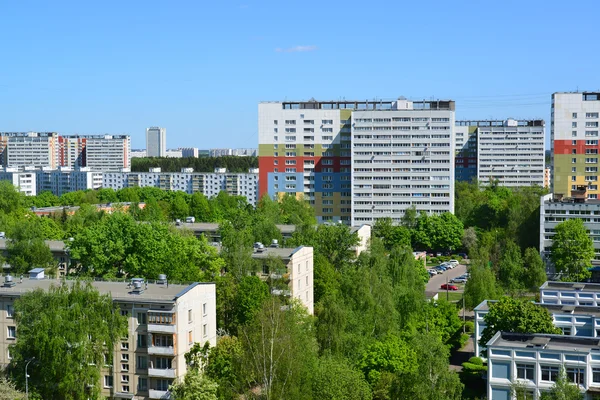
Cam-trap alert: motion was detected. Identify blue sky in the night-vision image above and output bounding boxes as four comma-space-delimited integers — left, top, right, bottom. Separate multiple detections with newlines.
1, 1, 598, 149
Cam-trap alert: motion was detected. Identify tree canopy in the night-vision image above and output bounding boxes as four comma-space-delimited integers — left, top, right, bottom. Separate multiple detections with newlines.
551, 218, 595, 282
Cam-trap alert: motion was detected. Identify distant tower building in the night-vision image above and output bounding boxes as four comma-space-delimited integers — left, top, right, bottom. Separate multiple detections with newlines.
146, 127, 166, 157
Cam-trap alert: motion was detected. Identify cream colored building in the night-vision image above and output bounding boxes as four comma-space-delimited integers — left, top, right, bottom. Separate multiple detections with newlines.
0, 274, 216, 400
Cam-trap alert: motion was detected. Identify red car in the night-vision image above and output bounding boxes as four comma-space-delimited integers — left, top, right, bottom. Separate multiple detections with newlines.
440, 284, 459, 291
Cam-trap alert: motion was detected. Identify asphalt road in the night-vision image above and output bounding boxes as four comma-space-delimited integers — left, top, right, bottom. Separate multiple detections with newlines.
426, 264, 467, 293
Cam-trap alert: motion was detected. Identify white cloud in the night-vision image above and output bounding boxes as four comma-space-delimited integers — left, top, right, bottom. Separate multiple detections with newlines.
275, 45, 317, 53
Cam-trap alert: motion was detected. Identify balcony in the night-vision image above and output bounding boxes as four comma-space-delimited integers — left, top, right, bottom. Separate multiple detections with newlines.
148, 346, 175, 356
149, 389, 172, 399
147, 324, 176, 334
148, 368, 177, 379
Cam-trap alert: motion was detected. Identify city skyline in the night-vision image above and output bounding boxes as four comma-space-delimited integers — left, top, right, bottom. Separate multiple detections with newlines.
2, 1, 599, 149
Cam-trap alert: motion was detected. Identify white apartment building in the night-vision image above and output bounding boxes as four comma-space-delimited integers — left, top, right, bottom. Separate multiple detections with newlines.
539, 192, 600, 265
181, 148, 199, 158
5, 132, 59, 169
102, 168, 259, 205
252, 246, 314, 315
476, 119, 545, 187
0, 167, 37, 195
36, 167, 103, 196
146, 127, 166, 158
210, 148, 257, 158
0, 275, 217, 400
486, 332, 600, 400
84, 135, 131, 171
351, 99, 455, 225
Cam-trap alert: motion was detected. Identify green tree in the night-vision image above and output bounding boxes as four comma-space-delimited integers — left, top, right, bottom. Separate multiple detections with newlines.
234, 276, 270, 326
170, 371, 219, 400
0, 376, 26, 400
539, 367, 584, 400
401, 206, 418, 229
497, 240, 525, 292
200, 337, 244, 400
479, 297, 561, 354
170, 193, 191, 220
523, 247, 547, 291
9, 281, 127, 400
358, 336, 417, 390
0, 181, 25, 215
413, 213, 463, 251
462, 227, 478, 253
189, 192, 213, 222
312, 357, 371, 400
239, 298, 317, 400
463, 261, 500, 310
551, 218, 594, 281
394, 332, 463, 400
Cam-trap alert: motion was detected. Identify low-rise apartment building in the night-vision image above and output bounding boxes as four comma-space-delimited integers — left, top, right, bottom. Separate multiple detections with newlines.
103, 168, 259, 205
486, 332, 599, 400
0, 274, 216, 400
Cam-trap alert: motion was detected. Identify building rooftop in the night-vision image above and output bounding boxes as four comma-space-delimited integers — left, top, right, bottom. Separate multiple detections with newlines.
260, 98, 455, 111
455, 119, 544, 127
540, 281, 600, 292
488, 331, 600, 351
177, 222, 296, 235
475, 299, 600, 317
0, 239, 67, 253
250, 246, 307, 260
0, 276, 209, 303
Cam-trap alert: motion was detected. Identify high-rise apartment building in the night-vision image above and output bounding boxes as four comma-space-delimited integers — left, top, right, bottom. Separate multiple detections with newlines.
5, 132, 59, 169
0, 275, 216, 400
84, 135, 131, 171
146, 127, 166, 157
258, 100, 355, 223
552, 92, 600, 198
350, 99, 455, 225
455, 119, 545, 187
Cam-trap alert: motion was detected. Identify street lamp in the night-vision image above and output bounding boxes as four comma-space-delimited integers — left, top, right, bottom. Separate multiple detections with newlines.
25, 357, 35, 400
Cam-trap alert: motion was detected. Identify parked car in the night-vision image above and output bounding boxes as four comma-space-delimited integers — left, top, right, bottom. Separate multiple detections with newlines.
448, 260, 459, 266
435, 265, 447, 272
450, 276, 468, 284
443, 262, 455, 269
428, 269, 439, 275
440, 284, 459, 291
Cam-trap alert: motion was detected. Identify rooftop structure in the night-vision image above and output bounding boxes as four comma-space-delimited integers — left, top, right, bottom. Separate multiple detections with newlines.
146, 127, 166, 158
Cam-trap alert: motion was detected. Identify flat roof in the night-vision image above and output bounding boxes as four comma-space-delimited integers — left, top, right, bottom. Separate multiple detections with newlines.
0, 239, 67, 253
475, 299, 600, 317
540, 281, 600, 292
488, 331, 600, 351
210, 244, 308, 260
0, 277, 210, 303
177, 223, 296, 234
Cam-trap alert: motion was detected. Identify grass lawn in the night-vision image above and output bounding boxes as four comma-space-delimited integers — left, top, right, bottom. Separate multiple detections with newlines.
438, 291, 463, 302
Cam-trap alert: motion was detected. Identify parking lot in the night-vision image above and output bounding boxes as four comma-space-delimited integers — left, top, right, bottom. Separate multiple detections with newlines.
425, 263, 467, 294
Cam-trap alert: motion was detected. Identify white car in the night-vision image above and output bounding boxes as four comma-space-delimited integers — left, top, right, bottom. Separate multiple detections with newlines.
448, 260, 459, 266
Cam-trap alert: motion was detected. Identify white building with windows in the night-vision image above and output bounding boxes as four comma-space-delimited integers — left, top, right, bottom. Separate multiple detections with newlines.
486, 331, 600, 400
0, 276, 216, 400
146, 127, 166, 158
350, 99, 455, 225
102, 168, 259, 205
5, 132, 59, 169
0, 167, 37, 195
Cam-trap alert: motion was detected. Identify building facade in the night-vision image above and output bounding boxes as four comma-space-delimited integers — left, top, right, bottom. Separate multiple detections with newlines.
486, 332, 598, 400
146, 127, 166, 158
0, 276, 217, 400
350, 99, 455, 225
552, 92, 600, 198
454, 120, 545, 186
5, 132, 59, 169
84, 135, 131, 171
181, 148, 199, 158
102, 168, 259, 205
0, 168, 37, 195
539, 193, 600, 265
0, 167, 103, 197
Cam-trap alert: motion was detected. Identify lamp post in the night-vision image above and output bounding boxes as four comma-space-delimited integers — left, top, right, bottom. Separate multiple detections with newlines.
25, 357, 35, 399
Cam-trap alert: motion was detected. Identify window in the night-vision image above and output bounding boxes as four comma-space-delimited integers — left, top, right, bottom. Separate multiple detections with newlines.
274, 120, 278, 125
137, 312, 146, 325
561, 326, 572, 335
516, 364, 534, 380
6, 305, 13, 318
573, 112, 578, 118
5, 326, 15, 339
573, 131, 577, 137
122, 385, 130, 393
137, 355, 148, 370
188, 331, 193, 344
593, 367, 600, 383
305, 276, 309, 286
120, 309, 129, 317
138, 377, 148, 391
587, 122, 599, 128
122, 375, 129, 383
566, 367, 585, 384
104, 375, 113, 388
587, 113, 599, 118
121, 341, 129, 350
188, 309, 192, 323
541, 365, 559, 381
137, 334, 147, 348
572, 158, 577, 163
203, 303, 207, 316
572, 167, 577, 173
121, 363, 129, 372
121, 354, 129, 362
572, 176, 577, 181
203, 324, 208, 337
573, 122, 578, 128
572, 149, 577, 154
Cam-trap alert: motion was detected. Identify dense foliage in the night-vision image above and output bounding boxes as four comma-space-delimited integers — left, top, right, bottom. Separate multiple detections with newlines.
131, 156, 258, 173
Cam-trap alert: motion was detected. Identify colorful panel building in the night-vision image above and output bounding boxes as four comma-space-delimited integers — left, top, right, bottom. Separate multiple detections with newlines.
258, 101, 354, 223
552, 92, 600, 199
